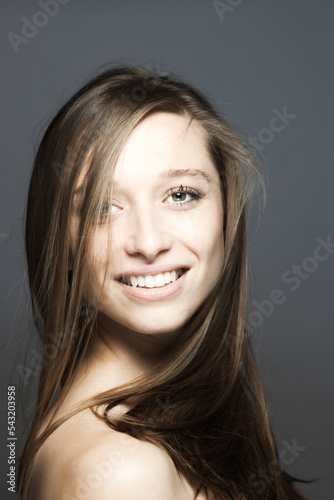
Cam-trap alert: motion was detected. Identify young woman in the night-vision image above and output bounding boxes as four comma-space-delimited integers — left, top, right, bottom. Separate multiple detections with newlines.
18, 66, 308, 499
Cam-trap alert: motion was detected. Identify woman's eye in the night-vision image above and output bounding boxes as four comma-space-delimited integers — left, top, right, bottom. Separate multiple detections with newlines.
171, 191, 189, 202
99, 202, 121, 218
165, 186, 202, 206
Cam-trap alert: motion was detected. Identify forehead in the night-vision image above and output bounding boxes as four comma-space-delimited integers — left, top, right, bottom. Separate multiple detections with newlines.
112, 112, 218, 185
73, 113, 220, 198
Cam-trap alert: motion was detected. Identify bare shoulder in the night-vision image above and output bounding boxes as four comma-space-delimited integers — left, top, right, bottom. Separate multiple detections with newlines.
29, 409, 193, 500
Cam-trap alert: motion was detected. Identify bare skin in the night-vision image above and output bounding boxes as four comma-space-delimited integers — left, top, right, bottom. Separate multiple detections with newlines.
29, 333, 210, 499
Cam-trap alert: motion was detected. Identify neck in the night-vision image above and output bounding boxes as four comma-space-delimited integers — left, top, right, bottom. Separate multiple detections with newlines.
73, 313, 179, 395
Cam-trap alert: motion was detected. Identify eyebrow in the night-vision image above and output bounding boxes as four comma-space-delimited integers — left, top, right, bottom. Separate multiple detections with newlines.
72, 168, 213, 197
158, 168, 213, 183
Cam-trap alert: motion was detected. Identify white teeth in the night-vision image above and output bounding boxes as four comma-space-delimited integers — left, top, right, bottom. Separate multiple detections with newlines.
163, 271, 171, 283
121, 269, 184, 288
155, 274, 165, 287
130, 276, 138, 288
137, 276, 145, 287
144, 275, 155, 288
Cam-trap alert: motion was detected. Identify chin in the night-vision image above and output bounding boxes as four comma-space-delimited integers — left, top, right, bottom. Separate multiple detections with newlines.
123, 315, 188, 336
98, 307, 192, 338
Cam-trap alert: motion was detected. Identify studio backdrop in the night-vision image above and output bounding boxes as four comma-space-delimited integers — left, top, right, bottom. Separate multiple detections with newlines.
1, 1, 333, 498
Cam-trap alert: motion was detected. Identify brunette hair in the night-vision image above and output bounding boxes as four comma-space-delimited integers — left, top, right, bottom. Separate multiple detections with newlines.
18, 66, 308, 499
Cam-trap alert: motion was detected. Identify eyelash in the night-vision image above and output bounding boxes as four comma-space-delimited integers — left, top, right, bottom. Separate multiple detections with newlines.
96, 185, 203, 220
165, 185, 203, 206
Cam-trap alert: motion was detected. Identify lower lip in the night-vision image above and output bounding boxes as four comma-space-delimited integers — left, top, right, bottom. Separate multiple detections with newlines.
115, 271, 188, 301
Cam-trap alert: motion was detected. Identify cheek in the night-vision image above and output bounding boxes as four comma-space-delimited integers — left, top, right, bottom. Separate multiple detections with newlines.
196, 204, 225, 275
84, 232, 113, 294
89, 226, 119, 265
90, 237, 108, 264
177, 203, 224, 254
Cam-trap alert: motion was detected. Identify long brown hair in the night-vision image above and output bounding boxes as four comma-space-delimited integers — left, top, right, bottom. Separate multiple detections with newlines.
18, 66, 308, 499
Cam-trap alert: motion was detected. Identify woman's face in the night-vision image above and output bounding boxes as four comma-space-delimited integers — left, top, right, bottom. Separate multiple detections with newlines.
73, 112, 224, 336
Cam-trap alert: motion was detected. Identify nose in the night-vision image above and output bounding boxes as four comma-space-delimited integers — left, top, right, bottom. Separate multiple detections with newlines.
124, 208, 173, 261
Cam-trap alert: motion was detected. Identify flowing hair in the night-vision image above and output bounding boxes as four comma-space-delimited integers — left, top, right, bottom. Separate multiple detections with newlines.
18, 66, 308, 499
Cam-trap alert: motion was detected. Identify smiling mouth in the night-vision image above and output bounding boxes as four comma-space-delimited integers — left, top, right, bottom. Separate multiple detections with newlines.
116, 268, 188, 289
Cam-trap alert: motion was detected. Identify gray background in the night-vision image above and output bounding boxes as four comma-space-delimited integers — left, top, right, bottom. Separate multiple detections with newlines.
1, 1, 333, 498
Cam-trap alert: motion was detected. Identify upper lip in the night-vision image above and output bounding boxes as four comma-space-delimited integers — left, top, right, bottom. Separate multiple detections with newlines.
115, 265, 189, 279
